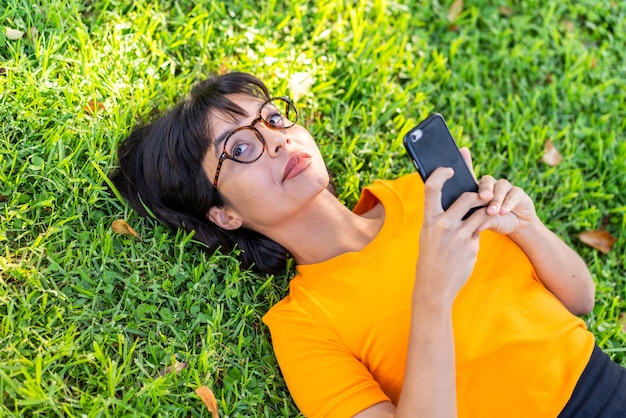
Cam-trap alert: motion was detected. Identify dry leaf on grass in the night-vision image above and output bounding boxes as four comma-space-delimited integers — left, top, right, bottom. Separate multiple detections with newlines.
111, 219, 141, 238
153, 361, 188, 379
562, 21, 576, 33
498, 6, 513, 17
578, 229, 617, 254
196, 386, 220, 418
447, 0, 464, 23
541, 139, 562, 166
288, 72, 314, 102
85, 99, 105, 114
6, 27, 25, 40
619, 313, 626, 333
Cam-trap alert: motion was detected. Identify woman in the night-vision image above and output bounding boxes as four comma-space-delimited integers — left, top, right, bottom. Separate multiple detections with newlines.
111, 72, 625, 417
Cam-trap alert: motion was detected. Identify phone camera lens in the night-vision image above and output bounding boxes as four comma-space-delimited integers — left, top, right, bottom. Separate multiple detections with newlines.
411, 129, 423, 142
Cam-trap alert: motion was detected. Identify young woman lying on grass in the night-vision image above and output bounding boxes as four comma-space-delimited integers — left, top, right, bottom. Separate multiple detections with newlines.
111, 72, 626, 417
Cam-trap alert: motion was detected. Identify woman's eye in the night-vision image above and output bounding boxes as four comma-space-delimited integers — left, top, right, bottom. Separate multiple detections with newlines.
232, 143, 249, 158
267, 113, 285, 128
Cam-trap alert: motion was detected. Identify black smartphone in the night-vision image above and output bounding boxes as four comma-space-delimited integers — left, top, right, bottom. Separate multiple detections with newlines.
403, 113, 478, 211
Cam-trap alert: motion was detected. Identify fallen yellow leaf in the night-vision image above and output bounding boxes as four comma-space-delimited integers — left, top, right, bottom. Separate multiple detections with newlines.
578, 229, 617, 254
288, 72, 314, 102
562, 20, 576, 33
619, 313, 626, 333
153, 361, 188, 379
447, 0, 464, 23
85, 99, 105, 114
195, 386, 219, 418
6, 27, 25, 40
111, 219, 140, 238
541, 139, 562, 166
498, 6, 513, 17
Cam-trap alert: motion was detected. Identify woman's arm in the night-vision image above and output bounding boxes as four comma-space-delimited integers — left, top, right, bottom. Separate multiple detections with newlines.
474, 175, 595, 315
512, 220, 595, 315
355, 166, 595, 418
459, 148, 594, 315
356, 168, 492, 418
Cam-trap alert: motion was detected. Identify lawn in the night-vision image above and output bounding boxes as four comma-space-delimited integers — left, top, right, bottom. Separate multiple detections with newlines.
1, 0, 625, 416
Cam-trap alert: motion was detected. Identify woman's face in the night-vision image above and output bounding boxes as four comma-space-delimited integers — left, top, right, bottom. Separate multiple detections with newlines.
202, 94, 330, 233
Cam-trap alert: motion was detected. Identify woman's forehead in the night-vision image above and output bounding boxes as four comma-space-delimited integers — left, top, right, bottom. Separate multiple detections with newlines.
210, 94, 263, 122
225, 93, 266, 114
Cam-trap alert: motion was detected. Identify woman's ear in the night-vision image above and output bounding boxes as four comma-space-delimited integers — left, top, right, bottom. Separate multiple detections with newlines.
207, 206, 243, 230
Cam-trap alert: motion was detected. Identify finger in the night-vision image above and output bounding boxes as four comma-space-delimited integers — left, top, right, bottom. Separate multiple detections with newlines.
459, 147, 477, 182
423, 167, 454, 219
488, 179, 513, 215
462, 205, 492, 234
477, 175, 496, 203
499, 185, 526, 215
475, 215, 496, 234
446, 190, 486, 222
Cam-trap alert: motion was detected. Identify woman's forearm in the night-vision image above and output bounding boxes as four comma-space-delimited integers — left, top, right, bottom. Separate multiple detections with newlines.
396, 289, 457, 418
509, 219, 595, 315
391, 168, 487, 418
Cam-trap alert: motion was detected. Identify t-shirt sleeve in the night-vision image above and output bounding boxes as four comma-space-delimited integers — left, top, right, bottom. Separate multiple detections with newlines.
264, 304, 391, 418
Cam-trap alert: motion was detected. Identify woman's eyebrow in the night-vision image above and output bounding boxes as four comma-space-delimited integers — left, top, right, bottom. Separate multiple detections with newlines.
212, 99, 265, 154
214, 130, 231, 151
211, 112, 245, 154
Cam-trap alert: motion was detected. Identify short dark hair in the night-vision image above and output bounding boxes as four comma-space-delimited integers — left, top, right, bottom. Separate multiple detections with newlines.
110, 72, 289, 274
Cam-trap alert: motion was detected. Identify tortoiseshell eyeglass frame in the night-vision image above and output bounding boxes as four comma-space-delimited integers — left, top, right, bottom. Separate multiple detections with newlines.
212, 96, 298, 191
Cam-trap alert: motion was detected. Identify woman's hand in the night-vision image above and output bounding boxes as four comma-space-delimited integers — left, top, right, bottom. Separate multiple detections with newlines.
475, 175, 538, 235
458, 146, 538, 236
416, 167, 491, 304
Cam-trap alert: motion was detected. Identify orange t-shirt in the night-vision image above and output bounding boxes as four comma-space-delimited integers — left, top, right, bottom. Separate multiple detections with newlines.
263, 173, 595, 417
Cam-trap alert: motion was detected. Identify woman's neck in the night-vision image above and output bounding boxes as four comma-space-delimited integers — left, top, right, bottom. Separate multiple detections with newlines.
260, 191, 386, 266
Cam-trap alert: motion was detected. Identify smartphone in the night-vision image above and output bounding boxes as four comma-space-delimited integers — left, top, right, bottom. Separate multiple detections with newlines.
403, 113, 478, 211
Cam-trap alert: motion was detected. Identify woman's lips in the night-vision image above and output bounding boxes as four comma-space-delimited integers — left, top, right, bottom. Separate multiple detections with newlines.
283, 152, 312, 181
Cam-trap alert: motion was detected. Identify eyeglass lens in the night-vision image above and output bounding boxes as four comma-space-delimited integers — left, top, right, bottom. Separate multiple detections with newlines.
224, 98, 297, 163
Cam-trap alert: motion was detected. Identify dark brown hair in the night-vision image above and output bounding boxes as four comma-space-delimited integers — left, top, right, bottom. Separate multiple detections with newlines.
110, 72, 289, 274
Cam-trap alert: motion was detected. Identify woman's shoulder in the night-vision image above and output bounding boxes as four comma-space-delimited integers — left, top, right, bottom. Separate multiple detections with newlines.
360, 172, 423, 198
371, 173, 424, 203
369, 172, 423, 193
354, 173, 423, 212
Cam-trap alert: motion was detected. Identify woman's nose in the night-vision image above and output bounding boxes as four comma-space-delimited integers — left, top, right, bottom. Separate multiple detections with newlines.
259, 125, 290, 156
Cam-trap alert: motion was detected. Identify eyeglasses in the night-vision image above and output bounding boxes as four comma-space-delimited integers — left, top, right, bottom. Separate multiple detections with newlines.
212, 97, 298, 190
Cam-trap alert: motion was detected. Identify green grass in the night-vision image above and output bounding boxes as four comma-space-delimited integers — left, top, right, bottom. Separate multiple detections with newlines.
1, 0, 625, 416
